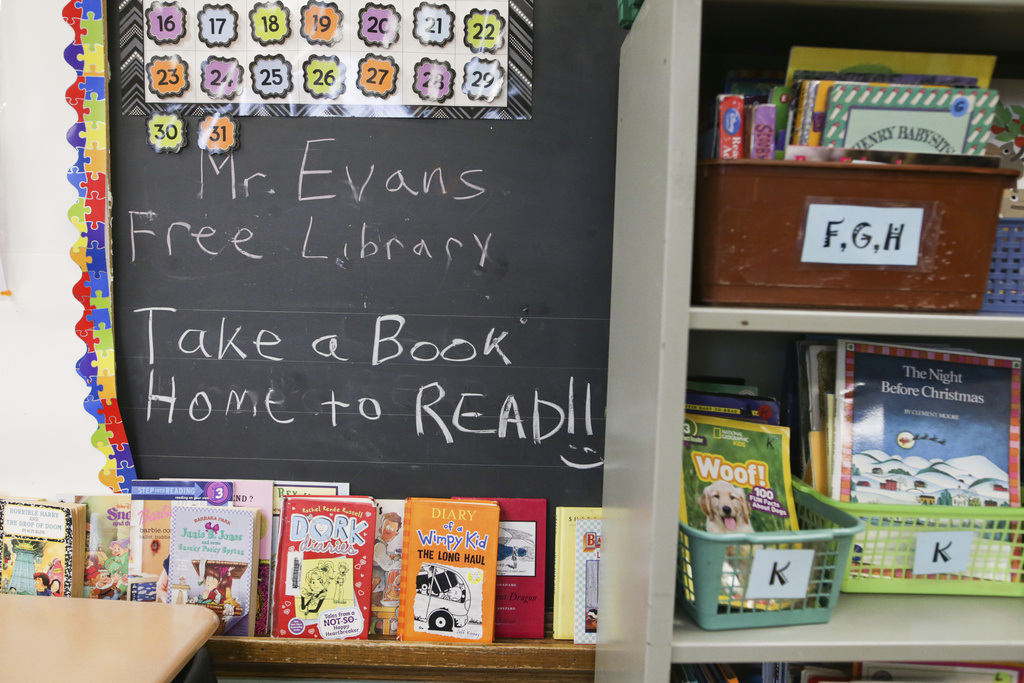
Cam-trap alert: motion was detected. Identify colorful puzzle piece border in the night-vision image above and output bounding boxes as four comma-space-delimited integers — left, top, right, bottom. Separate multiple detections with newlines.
64, 0, 137, 493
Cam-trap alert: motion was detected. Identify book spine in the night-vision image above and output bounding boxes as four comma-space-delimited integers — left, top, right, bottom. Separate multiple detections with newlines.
716, 95, 745, 159
396, 499, 415, 640
806, 81, 834, 146
748, 104, 776, 160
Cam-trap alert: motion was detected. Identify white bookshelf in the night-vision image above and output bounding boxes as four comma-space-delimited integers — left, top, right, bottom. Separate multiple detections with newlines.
596, 0, 1024, 681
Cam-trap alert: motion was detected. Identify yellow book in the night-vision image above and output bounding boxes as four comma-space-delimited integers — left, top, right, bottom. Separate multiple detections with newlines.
785, 46, 996, 88
552, 506, 601, 640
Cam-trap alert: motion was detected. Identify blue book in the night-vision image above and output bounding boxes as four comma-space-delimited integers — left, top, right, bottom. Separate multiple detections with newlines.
831, 340, 1021, 505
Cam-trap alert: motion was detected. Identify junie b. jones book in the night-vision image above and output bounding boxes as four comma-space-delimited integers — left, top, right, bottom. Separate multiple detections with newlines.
166, 504, 261, 636
398, 498, 500, 643
273, 496, 376, 639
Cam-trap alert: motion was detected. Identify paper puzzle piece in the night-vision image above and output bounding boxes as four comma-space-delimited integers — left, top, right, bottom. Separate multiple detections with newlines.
84, 141, 107, 178
85, 223, 106, 255
82, 389, 103, 419
86, 240, 108, 274
85, 120, 106, 154
98, 466, 123, 493
66, 76, 86, 110
85, 191, 106, 222
103, 408, 128, 445
91, 424, 116, 455
83, 43, 106, 77
72, 273, 92, 306
79, 0, 103, 22
93, 325, 114, 355
62, 1, 83, 41
67, 169, 87, 199
96, 351, 117, 400
84, 75, 105, 103
84, 172, 106, 201
64, 42, 84, 73
114, 452, 137, 492
77, 351, 99, 384
67, 121, 87, 147
80, 19, 104, 48
87, 274, 111, 305
84, 99, 106, 127
70, 239, 90, 271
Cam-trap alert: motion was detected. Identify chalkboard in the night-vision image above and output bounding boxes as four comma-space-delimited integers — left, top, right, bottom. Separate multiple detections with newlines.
107, 2, 623, 516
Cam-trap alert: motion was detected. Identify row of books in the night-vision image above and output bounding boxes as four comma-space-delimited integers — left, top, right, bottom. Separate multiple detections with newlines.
756, 661, 1024, 682
705, 46, 1014, 167
0, 481, 604, 644
680, 337, 1021, 546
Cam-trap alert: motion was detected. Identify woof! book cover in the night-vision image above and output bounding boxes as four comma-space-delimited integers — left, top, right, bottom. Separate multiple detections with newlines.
681, 414, 798, 533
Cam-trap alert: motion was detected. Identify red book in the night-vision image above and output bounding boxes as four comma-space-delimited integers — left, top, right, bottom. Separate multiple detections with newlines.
717, 94, 745, 159
271, 496, 376, 639
457, 497, 547, 638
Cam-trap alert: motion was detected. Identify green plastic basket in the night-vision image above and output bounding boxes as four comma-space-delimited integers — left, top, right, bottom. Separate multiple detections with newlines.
800, 485, 1024, 596
676, 482, 863, 630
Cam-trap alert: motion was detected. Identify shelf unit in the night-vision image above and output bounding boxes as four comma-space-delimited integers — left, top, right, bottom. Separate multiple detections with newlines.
596, 0, 1024, 681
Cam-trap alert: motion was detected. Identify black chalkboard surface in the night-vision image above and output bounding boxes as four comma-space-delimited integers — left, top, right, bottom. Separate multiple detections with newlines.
108, 2, 623, 523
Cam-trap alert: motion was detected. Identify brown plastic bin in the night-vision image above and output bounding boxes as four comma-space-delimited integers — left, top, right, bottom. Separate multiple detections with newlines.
693, 159, 1019, 311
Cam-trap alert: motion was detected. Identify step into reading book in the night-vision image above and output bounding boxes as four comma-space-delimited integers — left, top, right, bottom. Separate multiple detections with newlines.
272, 496, 376, 639
831, 340, 1022, 505
398, 498, 500, 643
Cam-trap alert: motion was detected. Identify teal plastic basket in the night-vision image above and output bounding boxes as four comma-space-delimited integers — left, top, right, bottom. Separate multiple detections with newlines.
617, 0, 644, 28
676, 482, 864, 630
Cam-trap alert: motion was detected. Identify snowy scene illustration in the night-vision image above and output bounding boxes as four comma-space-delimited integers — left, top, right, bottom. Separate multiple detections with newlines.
838, 341, 1021, 506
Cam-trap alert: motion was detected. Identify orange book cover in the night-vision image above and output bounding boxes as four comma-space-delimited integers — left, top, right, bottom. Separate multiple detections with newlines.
396, 498, 500, 643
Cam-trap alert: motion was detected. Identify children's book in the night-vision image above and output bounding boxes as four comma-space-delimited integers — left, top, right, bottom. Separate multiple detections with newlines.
681, 415, 798, 533
166, 504, 261, 636
820, 83, 999, 155
572, 517, 601, 645
716, 94, 745, 159
686, 391, 781, 425
785, 46, 997, 89
272, 495, 376, 640
553, 506, 601, 640
830, 340, 1022, 506
748, 103, 777, 159
0, 498, 85, 598
855, 661, 1024, 682
457, 497, 548, 638
397, 498, 501, 643
128, 479, 234, 602
57, 493, 132, 599
369, 498, 405, 636
227, 480, 274, 635
270, 480, 350, 582
162, 477, 274, 631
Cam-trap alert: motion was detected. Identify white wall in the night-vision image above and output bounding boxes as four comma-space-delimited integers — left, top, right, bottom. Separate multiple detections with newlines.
0, 1, 111, 497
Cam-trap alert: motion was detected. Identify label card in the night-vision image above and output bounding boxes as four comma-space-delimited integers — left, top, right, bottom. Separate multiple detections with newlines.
912, 530, 974, 576
802, 203, 925, 266
745, 548, 815, 600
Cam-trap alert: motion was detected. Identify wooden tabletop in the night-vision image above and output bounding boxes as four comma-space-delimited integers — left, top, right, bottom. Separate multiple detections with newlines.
0, 594, 219, 683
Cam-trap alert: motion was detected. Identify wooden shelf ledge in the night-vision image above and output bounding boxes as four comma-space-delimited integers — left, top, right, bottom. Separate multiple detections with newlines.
207, 635, 596, 682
